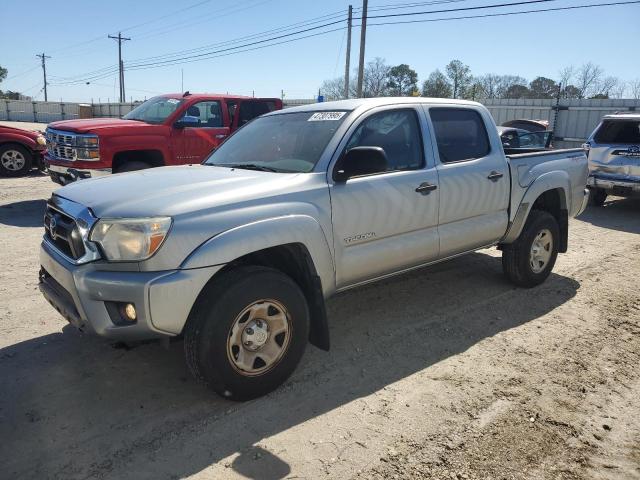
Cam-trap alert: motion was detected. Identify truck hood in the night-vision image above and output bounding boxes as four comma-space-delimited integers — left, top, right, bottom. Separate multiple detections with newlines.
55, 165, 304, 218
48, 118, 154, 134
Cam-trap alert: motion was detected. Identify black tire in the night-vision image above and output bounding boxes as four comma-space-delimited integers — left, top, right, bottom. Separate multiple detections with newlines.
184, 266, 310, 401
502, 210, 559, 288
114, 160, 152, 173
0, 144, 33, 177
588, 187, 607, 207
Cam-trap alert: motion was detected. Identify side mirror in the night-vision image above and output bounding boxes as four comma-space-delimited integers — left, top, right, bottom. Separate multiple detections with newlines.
173, 116, 200, 129
334, 146, 388, 183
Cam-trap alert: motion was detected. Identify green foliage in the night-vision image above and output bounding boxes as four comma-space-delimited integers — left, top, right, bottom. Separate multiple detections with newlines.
387, 64, 418, 96
421, 70, 452, 98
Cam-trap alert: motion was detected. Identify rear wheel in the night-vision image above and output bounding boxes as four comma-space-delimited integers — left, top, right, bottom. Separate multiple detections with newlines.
0, 144, 32, 177
588, 187, 607, 207
114, 160, 152, 173
502, 210, 559, 288
184, 266, 310, 401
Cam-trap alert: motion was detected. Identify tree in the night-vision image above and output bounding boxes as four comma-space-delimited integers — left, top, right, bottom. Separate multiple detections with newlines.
504, 84, 531, 99
630, 79, 640, 99
0, 65, 7, 84
421, 69, 452, 98
529, 77, 558, 98
576, 62, 603, 98
475, 74, 502, 98
320, 77, 348, 100
445, 59, 471, 99
363, 57, 391, 97
561, 84, 581, 99
593, 76, 621, 98
495, 75, 528, 98
387, 64, 418, 96
558, 66, 574, 90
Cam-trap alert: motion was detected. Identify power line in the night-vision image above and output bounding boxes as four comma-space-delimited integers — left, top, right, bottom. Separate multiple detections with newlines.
364, 0, 640, 25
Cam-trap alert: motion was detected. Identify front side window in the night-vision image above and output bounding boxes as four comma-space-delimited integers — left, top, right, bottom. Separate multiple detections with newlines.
345, 109, 424, 171
179, 101, 223, 128
594, 120, 640, 144
123, 96, 184, 124
204, 111, 348, 173
430, 108, 490, 163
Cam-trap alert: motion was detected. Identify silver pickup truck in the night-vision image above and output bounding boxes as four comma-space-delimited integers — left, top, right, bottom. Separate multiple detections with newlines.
39, 98, 589, 400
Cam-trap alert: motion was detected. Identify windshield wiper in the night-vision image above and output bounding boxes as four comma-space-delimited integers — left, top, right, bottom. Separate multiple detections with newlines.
223, 163, 280, 173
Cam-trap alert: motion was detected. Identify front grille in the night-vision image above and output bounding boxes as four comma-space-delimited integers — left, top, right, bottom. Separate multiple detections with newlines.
44, 206, 86, 260
47, 130, 75, 146
51, 145, 75, 160
46, 128, 77, 161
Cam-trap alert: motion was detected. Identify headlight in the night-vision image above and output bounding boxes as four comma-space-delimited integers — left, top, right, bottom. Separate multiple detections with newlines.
36, 135, 47, 146
89, 217, 172, 261
76, 148, 100, 160
76, 135, 99, 148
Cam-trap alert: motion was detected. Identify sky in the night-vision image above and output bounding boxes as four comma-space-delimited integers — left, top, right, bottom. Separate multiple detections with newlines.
1, 0, 639, 102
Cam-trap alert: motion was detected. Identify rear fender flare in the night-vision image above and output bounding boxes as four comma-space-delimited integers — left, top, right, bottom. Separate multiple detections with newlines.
502, 171, 569, 244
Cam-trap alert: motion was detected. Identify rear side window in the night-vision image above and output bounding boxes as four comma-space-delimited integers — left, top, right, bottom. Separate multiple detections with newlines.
594, 120, 640, 144
430, 108, 490, 163
238, 101, 279, 126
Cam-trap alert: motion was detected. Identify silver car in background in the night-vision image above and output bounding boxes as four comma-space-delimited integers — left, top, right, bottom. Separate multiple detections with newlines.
585, 113, 640, 206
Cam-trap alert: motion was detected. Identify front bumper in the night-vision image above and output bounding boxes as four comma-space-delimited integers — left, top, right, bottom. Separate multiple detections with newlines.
46, 163, 112, 185
588, 175, 640, 195
39, 240, 222, 341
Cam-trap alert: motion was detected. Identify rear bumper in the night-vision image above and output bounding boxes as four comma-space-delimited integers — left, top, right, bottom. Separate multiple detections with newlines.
588, 175, 640, 195
39, 240, 222, 341
46, 163, 111, 185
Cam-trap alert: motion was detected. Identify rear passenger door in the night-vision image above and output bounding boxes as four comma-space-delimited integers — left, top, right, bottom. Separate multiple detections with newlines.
329, 106, 440, 288
234, 99, 280, 130
425, 106, 509, 257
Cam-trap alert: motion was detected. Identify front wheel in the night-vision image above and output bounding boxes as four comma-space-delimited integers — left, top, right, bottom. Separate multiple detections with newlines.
502, 210, 559, 288
0, 144, 33, 177
184, 266, 310, 401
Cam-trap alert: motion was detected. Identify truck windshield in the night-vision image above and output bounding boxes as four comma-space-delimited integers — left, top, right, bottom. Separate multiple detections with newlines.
123, 96, 184, 124
204, 111, 349, 173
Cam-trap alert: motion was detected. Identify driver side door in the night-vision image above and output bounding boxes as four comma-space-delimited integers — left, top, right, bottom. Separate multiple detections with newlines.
329, 106, 440, 289
171, 100, 230, 164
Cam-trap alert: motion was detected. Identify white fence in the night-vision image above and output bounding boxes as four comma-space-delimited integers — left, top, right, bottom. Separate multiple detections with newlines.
0, 100, 136, 123
482, 98, 640, 148
2, 98, 638, 147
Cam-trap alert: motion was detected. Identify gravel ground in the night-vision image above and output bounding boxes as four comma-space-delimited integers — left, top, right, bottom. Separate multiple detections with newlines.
0, 173, 638, 480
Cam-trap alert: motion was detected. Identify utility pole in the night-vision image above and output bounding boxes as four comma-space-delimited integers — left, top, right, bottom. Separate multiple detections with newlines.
356, 0, 368, 98
108, 32, 131, 103
344, 5, 353, 99
181, 69, 184, 93
36, 53, 51, 102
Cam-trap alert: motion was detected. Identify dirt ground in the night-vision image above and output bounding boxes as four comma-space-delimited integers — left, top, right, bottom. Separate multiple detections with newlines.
0, 172, 638, 480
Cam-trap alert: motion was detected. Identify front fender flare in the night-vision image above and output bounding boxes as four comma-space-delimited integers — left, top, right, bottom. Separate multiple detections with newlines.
181, 215, 336, 297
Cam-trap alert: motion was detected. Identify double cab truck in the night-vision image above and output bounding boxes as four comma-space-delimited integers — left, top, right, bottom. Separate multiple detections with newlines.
44, 93, 282, 184
39, 98, 589, 400
584, 112, 640, 206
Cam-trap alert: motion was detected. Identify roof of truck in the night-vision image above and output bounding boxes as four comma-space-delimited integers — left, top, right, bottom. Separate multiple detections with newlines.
602, 112, 640, 119
277, 97, 483, 114
161, 93, 279, 101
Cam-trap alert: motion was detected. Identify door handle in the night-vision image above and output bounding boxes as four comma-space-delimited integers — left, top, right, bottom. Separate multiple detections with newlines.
415, 182, 438, 194
487, 171, 504, 181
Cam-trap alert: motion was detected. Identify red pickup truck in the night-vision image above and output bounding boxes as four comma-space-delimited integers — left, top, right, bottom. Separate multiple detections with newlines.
44, 93, 282, 184
0, 124, 46, 176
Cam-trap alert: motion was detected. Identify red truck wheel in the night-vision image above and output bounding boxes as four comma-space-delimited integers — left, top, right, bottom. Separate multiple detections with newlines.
0, 144, 33, 177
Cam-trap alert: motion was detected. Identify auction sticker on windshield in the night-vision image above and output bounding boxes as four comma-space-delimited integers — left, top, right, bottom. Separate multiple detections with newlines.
308, 112, 347, 121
